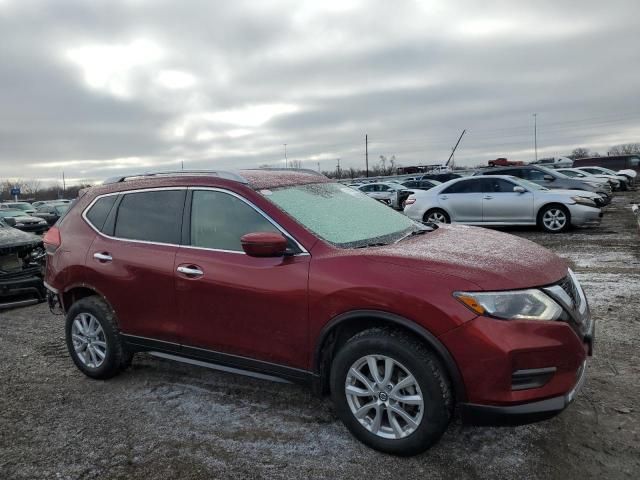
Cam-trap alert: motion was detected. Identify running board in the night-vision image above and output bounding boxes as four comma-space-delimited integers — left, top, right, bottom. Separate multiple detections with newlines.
149, 351, 293, 384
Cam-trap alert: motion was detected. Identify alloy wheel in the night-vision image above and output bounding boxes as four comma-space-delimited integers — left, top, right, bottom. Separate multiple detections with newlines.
345, 355, 424, 439
71, 313, 107, 368
542, 208, 567, 231
426, 212, 447, 224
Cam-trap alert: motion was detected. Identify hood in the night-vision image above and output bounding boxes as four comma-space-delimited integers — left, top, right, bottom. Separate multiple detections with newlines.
545, 189, 601, 199
365, 225, 567, 291
0, 225, 42, 252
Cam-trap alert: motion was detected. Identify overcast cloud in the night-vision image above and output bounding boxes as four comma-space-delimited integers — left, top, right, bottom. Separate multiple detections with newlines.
1, 0, 639, 184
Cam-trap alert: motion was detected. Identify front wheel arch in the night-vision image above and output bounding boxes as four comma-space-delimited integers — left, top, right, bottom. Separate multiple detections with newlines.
537, 203, 571, 233
313, 310, 466, 402
423, 208, 450, 224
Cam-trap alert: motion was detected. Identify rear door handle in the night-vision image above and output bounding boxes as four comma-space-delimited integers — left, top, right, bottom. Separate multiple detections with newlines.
177, 265, 204, 277
93, 252, 112, 262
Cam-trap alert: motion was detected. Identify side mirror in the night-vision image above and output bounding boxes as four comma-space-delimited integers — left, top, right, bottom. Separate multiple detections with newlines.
241, 232, 288, 257
543, 174, 554, 181
513, 186, 526, 193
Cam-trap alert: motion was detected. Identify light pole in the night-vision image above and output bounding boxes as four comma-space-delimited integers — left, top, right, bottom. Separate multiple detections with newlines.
533, 113, 538, 162
283, 144, 288, 168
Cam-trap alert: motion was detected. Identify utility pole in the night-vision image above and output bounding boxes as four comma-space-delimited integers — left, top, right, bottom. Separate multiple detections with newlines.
181, 159, 184, 170
317, 161, 321, 172
336, 158, 341, 179
283, 143, 288, 168
533, 113, 538, 162
365, 134, 369, 177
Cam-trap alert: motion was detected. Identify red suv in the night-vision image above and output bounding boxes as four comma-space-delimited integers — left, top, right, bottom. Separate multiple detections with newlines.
43, 169, 593, 455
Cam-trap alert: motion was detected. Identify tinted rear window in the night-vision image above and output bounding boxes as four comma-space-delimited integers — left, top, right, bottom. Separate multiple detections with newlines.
86, 195, 118, 232
114, 190, 185, 244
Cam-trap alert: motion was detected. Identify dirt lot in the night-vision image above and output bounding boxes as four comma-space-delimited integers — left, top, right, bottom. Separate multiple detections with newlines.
1, 191, 639, 480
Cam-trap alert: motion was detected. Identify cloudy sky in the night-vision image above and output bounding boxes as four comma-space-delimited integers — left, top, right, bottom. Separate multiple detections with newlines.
1, 0, 639, 184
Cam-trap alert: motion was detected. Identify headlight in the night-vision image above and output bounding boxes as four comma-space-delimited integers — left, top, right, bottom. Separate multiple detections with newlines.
454, 289, 563, 321
571, 196, 597, 207
38, 220, 47, 224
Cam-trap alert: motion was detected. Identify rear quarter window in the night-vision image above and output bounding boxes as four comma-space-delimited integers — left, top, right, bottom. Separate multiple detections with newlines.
86, 195, 118, 232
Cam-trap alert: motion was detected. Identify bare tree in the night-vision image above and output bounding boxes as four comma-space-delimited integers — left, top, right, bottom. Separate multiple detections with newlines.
568, 147, 592, 160
608, 143, 640, 156
290, 159, 303, 169
22, 179, 42, 199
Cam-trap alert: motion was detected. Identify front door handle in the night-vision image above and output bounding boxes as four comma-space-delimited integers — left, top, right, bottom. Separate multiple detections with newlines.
440, 195, 448, 200
93, 252, 112, 262
177, 265, 204, 277
484, 195, 493, 199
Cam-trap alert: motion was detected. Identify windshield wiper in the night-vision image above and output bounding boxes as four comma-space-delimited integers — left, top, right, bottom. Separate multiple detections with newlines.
393, 227, 431, 244
355, 242, 390, 249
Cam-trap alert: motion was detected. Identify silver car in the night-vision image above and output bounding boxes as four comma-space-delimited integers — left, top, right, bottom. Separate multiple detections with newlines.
404, 175, 603, 233
557, 168, 622, 191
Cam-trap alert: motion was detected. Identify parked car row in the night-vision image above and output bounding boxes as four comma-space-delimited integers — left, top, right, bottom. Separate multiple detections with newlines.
0, 200, 71, 234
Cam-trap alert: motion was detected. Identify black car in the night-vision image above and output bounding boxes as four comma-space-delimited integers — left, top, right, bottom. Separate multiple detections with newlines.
420, 173, 461, 182
0, 219, 45, 309
33, 203, 69, 226
0, 209, 49, 234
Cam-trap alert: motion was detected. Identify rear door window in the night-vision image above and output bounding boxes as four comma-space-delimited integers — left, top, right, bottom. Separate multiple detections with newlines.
189, 190, 279, 252
114, 190, 185, 244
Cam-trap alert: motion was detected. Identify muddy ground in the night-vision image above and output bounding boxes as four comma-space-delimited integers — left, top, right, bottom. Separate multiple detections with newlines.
1, 191, 639, 480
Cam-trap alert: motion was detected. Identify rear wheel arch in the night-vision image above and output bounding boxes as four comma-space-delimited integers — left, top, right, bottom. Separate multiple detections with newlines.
62, 286, 113, 315
313, 310, 466, 402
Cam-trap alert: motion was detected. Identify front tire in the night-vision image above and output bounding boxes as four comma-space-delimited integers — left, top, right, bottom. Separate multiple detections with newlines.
330, 329, 452, 456
538, 204, 570, 233
65, 296, 132, 379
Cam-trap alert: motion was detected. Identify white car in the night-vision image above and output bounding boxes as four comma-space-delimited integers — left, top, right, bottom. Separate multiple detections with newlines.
530, 156, 574, 169
404, 175, 603, 233
357, 182, 410, 209
575, 166, 633, 191
557, 168, 622, 191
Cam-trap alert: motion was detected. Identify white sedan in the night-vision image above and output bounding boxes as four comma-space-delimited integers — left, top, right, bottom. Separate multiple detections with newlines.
404, 175, 603, 233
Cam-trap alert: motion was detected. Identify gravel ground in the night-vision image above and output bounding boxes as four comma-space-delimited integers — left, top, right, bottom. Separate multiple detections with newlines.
1, 191, 639, 480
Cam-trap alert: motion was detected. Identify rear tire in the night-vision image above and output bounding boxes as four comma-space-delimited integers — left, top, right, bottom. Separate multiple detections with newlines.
537, 204, 570, 233
423, 209, 450, 224
330, 328, 452, 456
65, 296, 132, 379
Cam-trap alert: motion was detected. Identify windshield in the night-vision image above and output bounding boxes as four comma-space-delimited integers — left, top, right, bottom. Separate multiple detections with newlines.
55, 205, 69, 214
560, 170, 582, 178
0, 210, 23, 218
266, 182, 422, 248
6, 203, 32, 210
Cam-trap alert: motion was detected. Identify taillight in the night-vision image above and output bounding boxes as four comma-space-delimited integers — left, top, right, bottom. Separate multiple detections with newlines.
405, 198, 416, 205
43, 226, 61, 254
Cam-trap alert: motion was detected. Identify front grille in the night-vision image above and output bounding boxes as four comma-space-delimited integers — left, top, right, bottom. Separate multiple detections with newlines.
559, 276, 580, 309
543, 272, 592, 339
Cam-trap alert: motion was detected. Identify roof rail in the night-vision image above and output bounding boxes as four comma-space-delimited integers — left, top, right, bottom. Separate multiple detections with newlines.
102, 170, 248, 185
246, 167, 326, 177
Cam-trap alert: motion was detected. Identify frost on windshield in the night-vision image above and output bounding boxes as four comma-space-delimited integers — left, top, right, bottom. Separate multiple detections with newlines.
268, 183, 415, 248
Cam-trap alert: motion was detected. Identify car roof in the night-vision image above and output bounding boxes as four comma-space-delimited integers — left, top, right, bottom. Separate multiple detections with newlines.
91, 168, 331, 196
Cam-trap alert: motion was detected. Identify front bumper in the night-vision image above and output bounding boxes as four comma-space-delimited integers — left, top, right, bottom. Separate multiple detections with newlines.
460, 360, 587, 425
568, 204, 603, 227
0, 265, 45, 309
